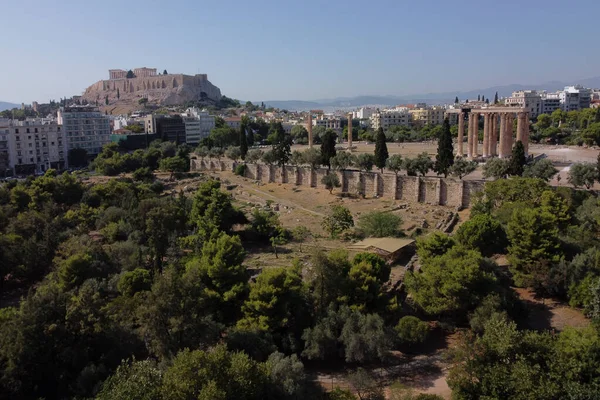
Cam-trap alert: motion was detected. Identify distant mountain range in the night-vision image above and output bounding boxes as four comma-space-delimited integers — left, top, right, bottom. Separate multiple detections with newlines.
260, 76, 600, 111
0, 101, 19, 112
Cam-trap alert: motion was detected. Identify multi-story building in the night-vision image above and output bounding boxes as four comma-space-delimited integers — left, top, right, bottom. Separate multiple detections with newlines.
153, 115, 186, 144
224, 117, 242, 129
181, 108, 215, 144
540, 92, 561, 115
1, 119, 67, 175
560, 85, 591, 111
313, 116, 341, 131
409, 107, 446, 127
352, 107, 376, 120
506, 90, 542, 117
370, 109, 411, 130
59, 105, 111, 162
0, 127, 9, 176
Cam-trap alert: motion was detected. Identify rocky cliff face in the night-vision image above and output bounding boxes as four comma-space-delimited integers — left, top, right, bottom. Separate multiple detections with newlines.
82, 74, 222, 106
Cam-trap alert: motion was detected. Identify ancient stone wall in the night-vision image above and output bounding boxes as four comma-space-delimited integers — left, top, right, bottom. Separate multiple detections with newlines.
195, 160, 484, 208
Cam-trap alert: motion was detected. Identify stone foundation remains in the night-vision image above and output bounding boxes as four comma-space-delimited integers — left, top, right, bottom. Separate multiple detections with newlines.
192, 159, 484, 208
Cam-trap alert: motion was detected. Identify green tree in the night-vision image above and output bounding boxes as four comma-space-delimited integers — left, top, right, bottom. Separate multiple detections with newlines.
97, 359, 162, 400
126, 70, 134, 78
185, 233, 248, 324
494, 91, 499, 104
321, 129, 338, 169
358, 211, 402, 237
290, 125, 309, 144
508, 140, 526, 176
507, 207, 561, 286
105, 95, 109, 105
449, 158, 477, 179
238, 265, 309, 350
386, 154, 403, 176
330, 152, 355, 171
522, 158, 558, 182
374, 127, 389, 172
270, 122, 292, 167
322, 205, 354, 238
434, 119, 454, 177
225, 146, 242, 161
239, 118, 248, 160
159, 156, 189, 179
291, 226, 311, 252
246, 149, 263, 163
302, 148, 322, 170
454, 96, 459, 104
455, 214, 507, 256
138, 98, 148, 107
405, 245, 495, 316
355, 153, 375, 172
305, 249, 352, 314
395, 316, 429, 345
482, 157, 510, 179
118, 268, 152, 296
569, 162, 597, 189
117, 88, 120, 99
321, 172, 341, 194
413, 152, 434, 176
261, 149, 277, 165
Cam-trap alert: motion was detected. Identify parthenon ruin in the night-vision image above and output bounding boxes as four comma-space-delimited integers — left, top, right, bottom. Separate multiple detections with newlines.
447, 107, 529, 159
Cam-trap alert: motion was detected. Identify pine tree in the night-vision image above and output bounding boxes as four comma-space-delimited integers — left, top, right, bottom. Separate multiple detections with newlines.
481, 95, 485, 102
485, 98, 490, 104
454, 96, 459, 104
240, 118, 248, 161
163, 69, 168, 75
271, 122, 291, 167
434, 119, 454, 178
374, 127, 389, 173
477, 95, 481, 101
320, 130, 337, 170
105, 95, 109, 105
509, 141, 526, 176
117, 88, 120, 100
494, 91, 499, 104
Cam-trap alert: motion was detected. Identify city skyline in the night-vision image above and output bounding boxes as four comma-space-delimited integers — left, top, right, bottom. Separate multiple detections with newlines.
3, 0, 600, 103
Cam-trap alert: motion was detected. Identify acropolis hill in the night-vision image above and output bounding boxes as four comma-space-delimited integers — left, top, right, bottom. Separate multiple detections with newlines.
81, 68, 222, 110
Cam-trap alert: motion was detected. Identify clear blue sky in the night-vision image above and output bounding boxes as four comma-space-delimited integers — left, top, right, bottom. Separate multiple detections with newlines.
3, 0, 599, 103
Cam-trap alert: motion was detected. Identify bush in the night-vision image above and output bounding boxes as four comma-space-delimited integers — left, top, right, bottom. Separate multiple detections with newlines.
234, 164, 247, 176
395, 316, 429, 345
132, 167, 154, 182
358, 211, 402, 237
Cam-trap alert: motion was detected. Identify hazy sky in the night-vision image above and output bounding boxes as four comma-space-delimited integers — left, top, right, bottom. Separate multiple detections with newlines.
3, 0, 599, 103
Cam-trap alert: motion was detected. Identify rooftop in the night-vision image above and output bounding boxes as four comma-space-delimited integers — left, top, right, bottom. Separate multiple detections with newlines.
348, 237, 415, 254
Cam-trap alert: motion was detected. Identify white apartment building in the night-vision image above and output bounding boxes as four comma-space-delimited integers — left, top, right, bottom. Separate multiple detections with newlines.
560, 85, 591, 112
352, 107, 376, 120
182, 108, 216, 144
0, 119, 67, 175
370, 109, 411, 130
60, 105, 111, 161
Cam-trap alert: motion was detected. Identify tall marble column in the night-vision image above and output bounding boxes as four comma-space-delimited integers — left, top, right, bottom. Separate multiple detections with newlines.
482, 114, 490, 158
457, 112, 464, 157
498, 114, 507, 158
522, 112, 529, 156
516, 112, 524, 144
471, 112, 479, 158
489, 114, 497, 156
506, 114, 514, 153
467, 112, 474, 159
347, 113, 353, 151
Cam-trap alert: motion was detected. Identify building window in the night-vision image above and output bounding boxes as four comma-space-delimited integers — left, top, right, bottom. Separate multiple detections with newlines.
34, 128, 38, 133
26, 128, 30, 133
18, 158, 22, 164
15, 129, 19, 134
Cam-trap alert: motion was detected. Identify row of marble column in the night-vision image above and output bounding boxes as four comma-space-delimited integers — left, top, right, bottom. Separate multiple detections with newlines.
456, 111, 529, 159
